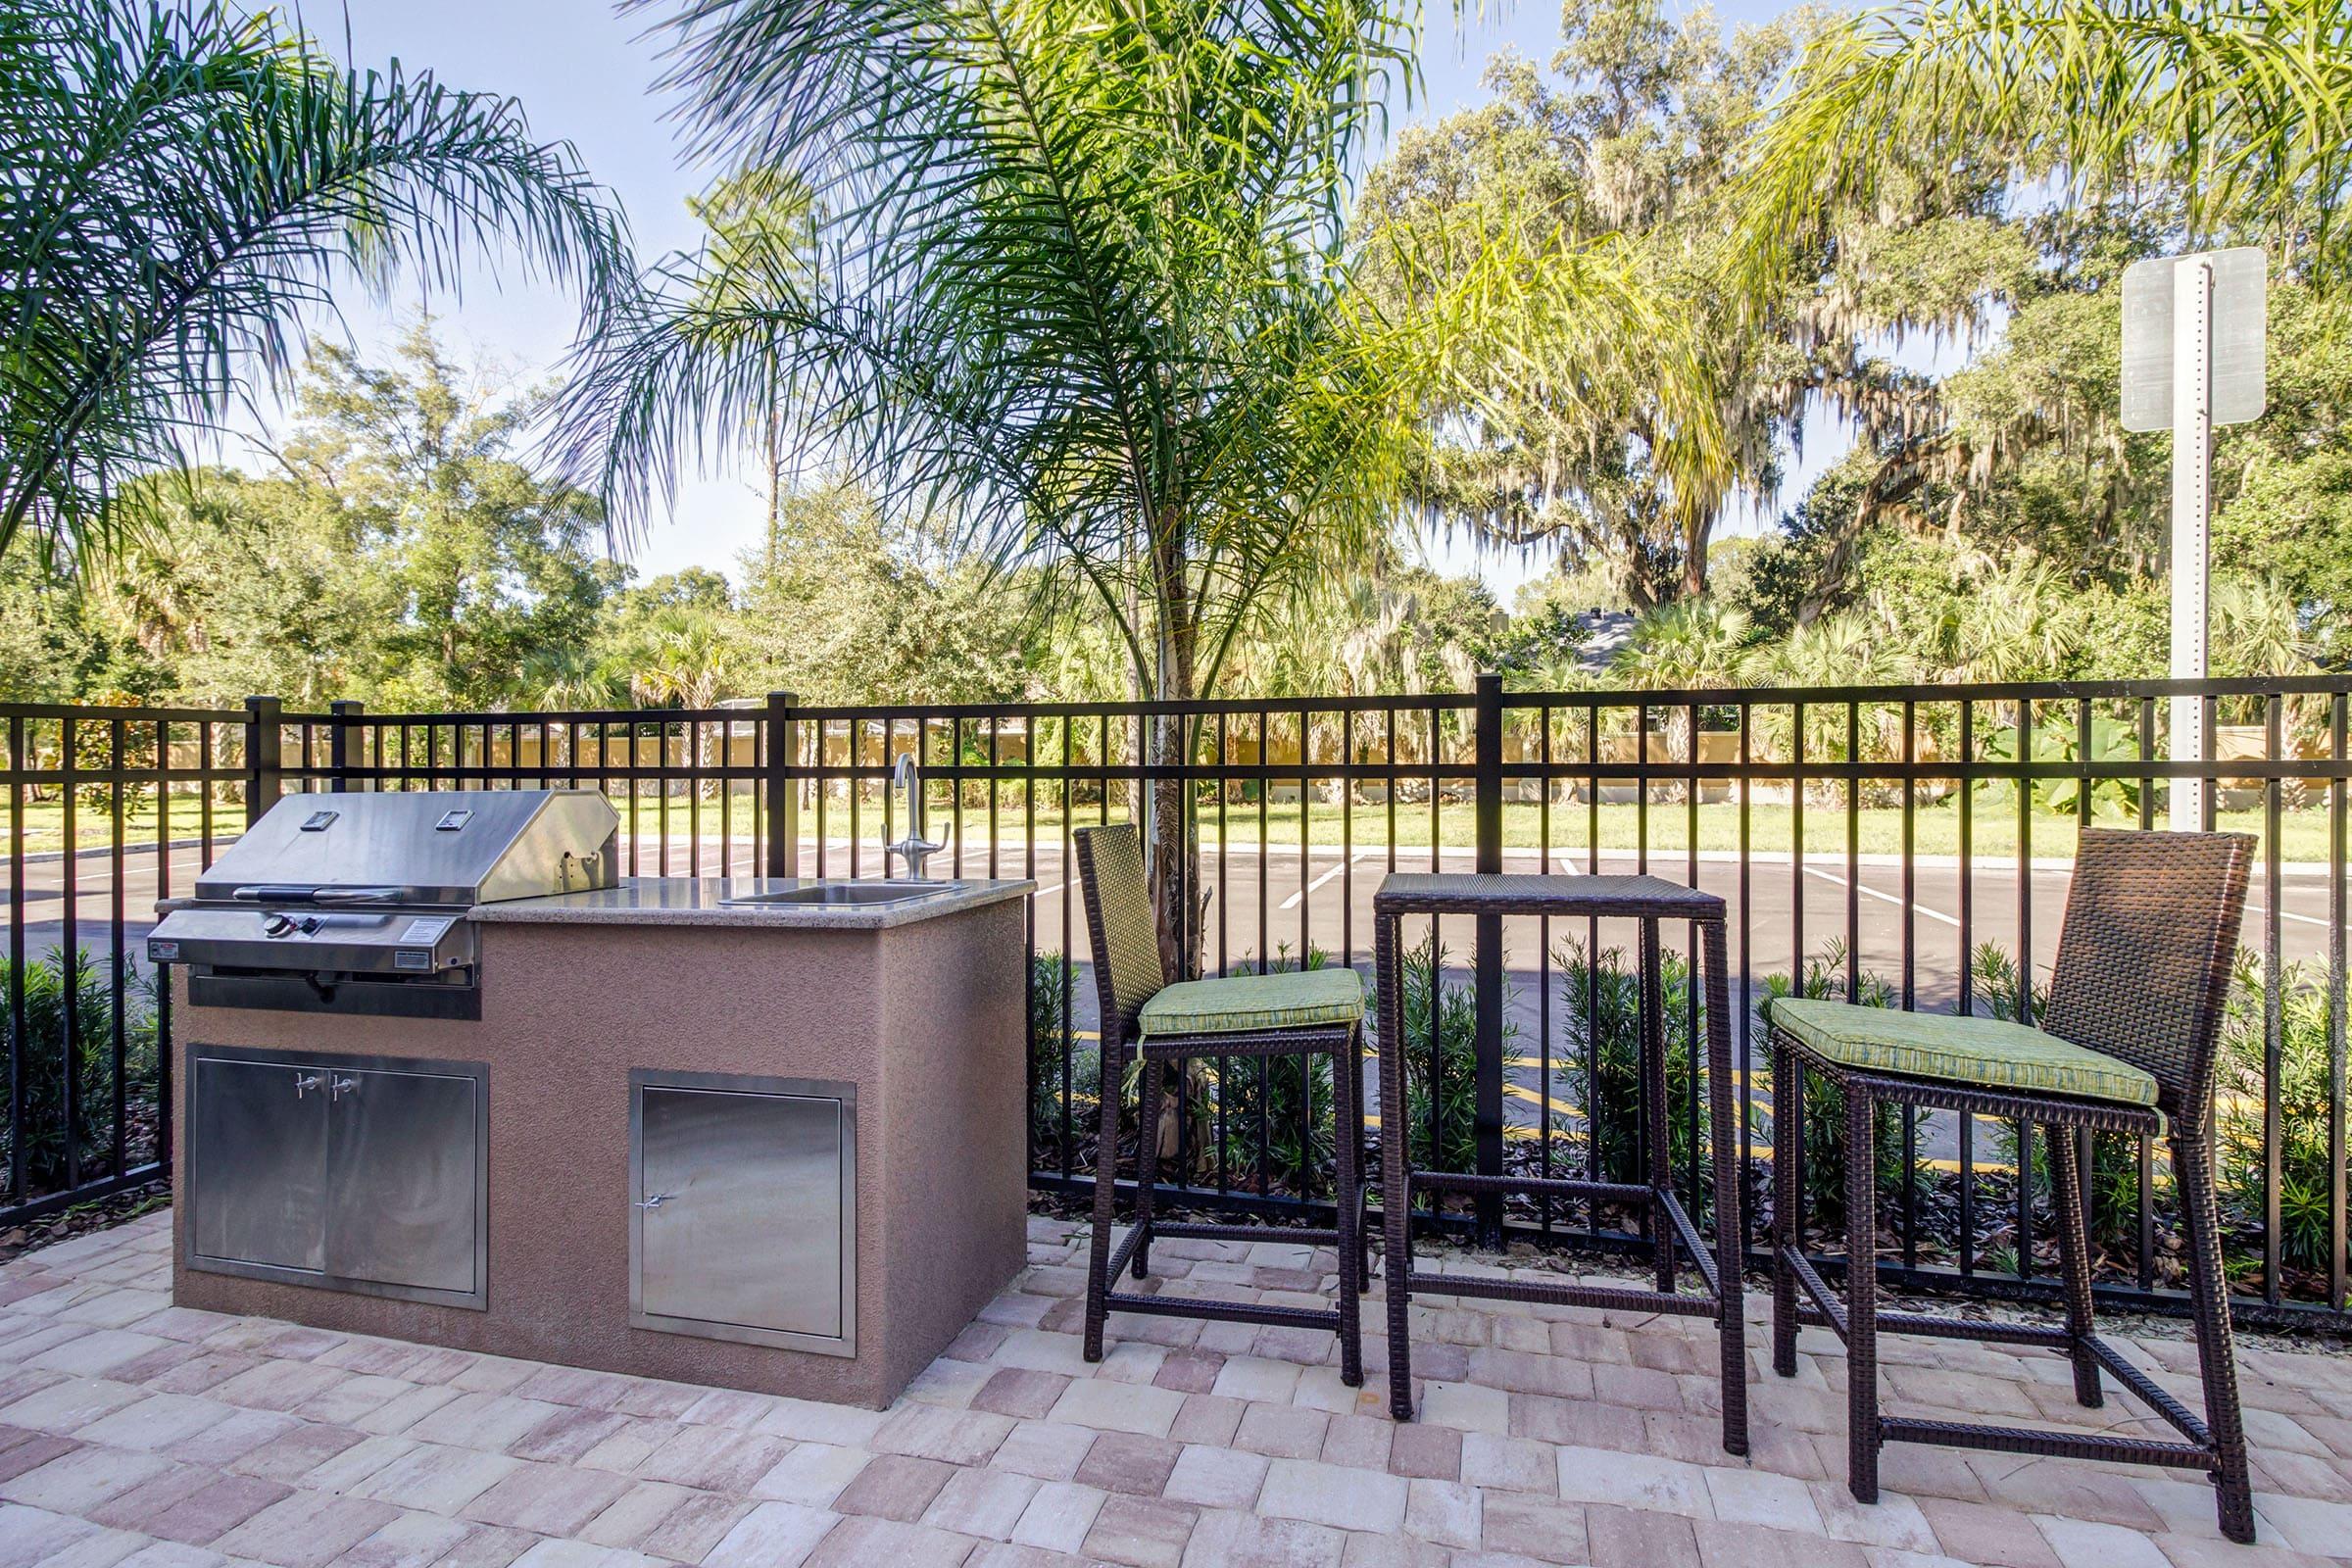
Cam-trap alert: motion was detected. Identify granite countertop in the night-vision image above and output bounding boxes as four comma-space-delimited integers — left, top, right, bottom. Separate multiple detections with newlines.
470, 876, 1036, 930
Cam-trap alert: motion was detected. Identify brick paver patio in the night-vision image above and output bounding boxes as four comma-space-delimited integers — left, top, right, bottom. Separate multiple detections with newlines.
1, 1209, 2348, 1567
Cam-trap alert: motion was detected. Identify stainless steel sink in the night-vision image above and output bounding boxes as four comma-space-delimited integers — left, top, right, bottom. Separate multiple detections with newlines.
719, 881, 959, 907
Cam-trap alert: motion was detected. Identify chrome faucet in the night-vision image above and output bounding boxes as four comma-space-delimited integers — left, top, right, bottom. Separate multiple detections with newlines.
887, 753, 945, 881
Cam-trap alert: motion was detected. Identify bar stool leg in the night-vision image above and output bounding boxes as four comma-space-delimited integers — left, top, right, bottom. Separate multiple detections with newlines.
2047, 1124, 2105, 1408
2173, 1123, 2257, 1544
1085, 1043, 1125, 1364
1352, 1025, 1373, 1297
1700, 920, 1748, 1455
1771, 1037, 1800, 1380
1334, 1032, 1363, 1388
1642, 922, 1673, 1294
1377, 913, 1414, 1420
1133, 1057, 1164, 1279
1844, 1082, 1881, 1503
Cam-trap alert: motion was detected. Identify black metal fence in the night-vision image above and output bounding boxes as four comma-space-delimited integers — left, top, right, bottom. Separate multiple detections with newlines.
5, 675, 2345, 1329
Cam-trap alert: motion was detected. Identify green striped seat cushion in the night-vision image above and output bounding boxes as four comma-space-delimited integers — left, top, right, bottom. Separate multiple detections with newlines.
1763, 998, 2159, 1108
1140, 968, 1365, 1039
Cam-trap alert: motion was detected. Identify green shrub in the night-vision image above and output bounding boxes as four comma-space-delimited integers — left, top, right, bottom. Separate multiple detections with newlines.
1550, 936, 1707, 1218
2216, 950, 2337, 1276
1027, 951, 1091, 1161
1212, 947, 1338, 1197
1387, 930, 1491, 1177
1975, 943, 2151, 1250
0, 948, 159, 1199
1977, 710, 2144, 821
1759, 941, 1911, 1236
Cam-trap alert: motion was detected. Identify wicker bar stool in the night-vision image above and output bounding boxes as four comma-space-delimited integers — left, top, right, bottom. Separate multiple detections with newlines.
1072, 824, 1367, 1384
1766, 828, 2258, 1543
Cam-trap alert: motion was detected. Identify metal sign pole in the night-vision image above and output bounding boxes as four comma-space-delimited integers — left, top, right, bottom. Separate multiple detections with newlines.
2123, 244, 2261, 831
2169, 258, 2214, 831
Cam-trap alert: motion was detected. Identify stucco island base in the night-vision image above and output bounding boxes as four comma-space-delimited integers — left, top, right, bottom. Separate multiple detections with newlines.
171, 881, 1032, 1408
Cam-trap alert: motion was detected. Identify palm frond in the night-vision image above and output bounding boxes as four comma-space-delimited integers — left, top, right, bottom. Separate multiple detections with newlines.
1732, 0, 2352, 296
0, 0, 631, 563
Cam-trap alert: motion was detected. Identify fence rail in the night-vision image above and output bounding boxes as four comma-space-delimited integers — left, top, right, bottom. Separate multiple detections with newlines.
4, 674, 2346, 1329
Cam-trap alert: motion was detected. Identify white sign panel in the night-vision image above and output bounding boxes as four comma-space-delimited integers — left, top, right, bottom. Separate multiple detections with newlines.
2120, 247, 2267, 431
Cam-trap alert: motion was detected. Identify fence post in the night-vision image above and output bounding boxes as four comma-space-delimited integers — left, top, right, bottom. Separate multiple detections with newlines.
243, 696, 283, 825
1473, 671, 1506, 1246
765, 691, 800, 879
328, 700, 365, 793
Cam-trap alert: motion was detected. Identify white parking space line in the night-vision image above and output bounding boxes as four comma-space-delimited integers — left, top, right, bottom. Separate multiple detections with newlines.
1801, 863, 1961, 928
1279, 849, 1379, 910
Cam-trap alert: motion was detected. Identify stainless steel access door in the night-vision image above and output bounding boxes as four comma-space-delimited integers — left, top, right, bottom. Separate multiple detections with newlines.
631, 1071, 857, 1356
191, 1055, 329, 1273
185, 1045, 488, 1309
323, 1066, 484, 1297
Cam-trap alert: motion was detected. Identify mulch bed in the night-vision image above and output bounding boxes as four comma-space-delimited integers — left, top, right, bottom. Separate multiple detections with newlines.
0, 1177, 172, 1266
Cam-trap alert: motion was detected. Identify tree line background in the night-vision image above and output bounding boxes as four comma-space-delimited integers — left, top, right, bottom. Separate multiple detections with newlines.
5, 0, 2344, 719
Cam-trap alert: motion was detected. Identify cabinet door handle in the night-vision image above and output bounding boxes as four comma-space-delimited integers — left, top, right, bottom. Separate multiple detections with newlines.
294, 1074, 322, 1098
329, 1076, 360, 1099
634, 1193, 675, 1210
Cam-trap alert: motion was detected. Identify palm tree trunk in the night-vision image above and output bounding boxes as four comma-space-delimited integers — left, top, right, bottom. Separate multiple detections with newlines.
1680, 514, 1710, 600
1148, 513, 1200, 983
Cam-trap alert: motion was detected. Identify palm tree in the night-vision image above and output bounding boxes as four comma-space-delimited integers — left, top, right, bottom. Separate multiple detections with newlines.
1, 0, 629, 564
1608, 600, 1760, 773
1609, 601, 1761, 696
523, 646, 629, 710
563, 0, 1721, 964
681, 168, 816, 546
1735, 0, 2352, 289
629, 607, 740, 710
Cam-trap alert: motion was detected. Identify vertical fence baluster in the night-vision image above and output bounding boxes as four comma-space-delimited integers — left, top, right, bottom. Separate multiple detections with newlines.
1473, 673, 1505, 1245
110, 716, 126, 1182
61, 717, 80, 1193
1957, 700, 1977, 1275
2015, 697, 2034, 1280
1539, 702, 1553, 1235
1738, 702, 1753, 1254
1900, 701, 1917, 1269
2266, 693, 2285, 1305
1686, 697, 1701, 1218
155, 717, 173, 1178
8, 714, 25, 1206
1788, 701, 1806, 1267
1586, 702, 1601, 1240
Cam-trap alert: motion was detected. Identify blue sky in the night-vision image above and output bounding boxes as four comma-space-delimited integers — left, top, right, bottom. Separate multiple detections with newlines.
305, 0, 1877, 596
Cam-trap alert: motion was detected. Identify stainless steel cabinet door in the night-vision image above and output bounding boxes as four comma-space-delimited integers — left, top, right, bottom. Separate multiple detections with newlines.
191, 1055, 328, 1273
323, 1067, 481, 1296
636, 1082, 851, 1348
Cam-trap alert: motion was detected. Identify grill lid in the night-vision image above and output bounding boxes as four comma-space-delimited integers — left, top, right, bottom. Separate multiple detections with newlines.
189, 789, 620, 907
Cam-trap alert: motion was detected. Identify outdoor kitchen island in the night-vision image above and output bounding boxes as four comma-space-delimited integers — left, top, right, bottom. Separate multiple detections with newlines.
167, 855, 1035, 1410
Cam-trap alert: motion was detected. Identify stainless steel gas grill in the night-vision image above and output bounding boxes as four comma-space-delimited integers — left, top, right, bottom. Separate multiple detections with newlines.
149, 789, 619, 1017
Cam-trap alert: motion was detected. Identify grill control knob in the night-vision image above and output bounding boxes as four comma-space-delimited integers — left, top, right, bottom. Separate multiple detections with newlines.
263, 912, 297, 938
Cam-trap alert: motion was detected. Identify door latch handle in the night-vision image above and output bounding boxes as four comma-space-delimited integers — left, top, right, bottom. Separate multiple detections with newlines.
294, 1074, 322, 1098
634, 1193, 675, 1210
329, 1076, 359, 1098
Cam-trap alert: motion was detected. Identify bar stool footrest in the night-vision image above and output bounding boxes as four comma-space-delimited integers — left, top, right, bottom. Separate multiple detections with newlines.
1880, 1416, 2214, 1471
1149, 1218, 1346, 1246
1398, 1268, 1710, 1318
1101, 1291, 1343, 1333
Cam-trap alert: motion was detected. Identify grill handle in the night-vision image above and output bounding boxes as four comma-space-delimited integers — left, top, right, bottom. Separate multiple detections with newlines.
229, 885, 406, 906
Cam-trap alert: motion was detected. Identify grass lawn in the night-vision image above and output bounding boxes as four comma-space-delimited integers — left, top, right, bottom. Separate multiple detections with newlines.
10, 794, 247, 856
